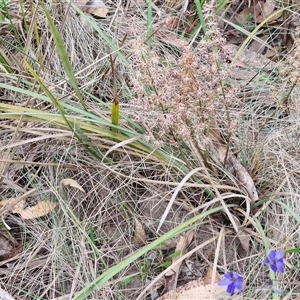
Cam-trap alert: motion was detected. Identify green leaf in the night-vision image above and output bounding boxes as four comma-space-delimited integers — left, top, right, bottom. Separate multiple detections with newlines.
285, 248, 300, 254
194, 0, 206, 35
161, 261, 172, 268
275, 200, 300, 224
168, 250, 182, 259
246, 13, 253, 22
119, 275, 136, 286
40, 1, 87, 110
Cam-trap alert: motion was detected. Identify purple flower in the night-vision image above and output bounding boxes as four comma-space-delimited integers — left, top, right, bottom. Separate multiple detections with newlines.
273, 288, 283, 295
263, 250, 285, 273
218, 272, 243, 294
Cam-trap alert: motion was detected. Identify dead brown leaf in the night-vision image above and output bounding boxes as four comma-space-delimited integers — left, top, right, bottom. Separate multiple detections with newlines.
86, 6, 108, 18
0, 189, 36, 216
290, 295, 300, 300
237, 229, 250, 254
203, 266, 222, 285
84, 0, 108, 18
157, 239, 178, 250
0, 199, 57, 220
156, 16, 179, 31
164, 231, 194, 293
0, 228, 22, 262
260, 0, 276, 17
203, 131, 258, 202
249, 35, 269, 54
286, 38, 293, 52
153, 17, 184, 48
0, 233, 14, 261
254, 0, 281, 23
154, 32, 184, 49
264, 45, 280, 58
236, 0, 280, 24
132, 219, 147, 246
224, 44, 272, 69
227, 155, 258, 202
231, 215, 250, 254
236, 6, 256, 23
60, 178, 85, 193
236, 2, 262, 23
256, 9, 282, 23
129, 0, 146, 7
153, 17, 183, 49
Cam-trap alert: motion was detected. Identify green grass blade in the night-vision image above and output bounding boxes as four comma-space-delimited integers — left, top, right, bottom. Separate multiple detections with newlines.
0, 0, 23, 48
253, 216, 270, 253
215, 0, 230, 13
194, 0, 206, 35
0, 51, 13, 73
285, 248, 300, 253
274, 200, 300, 224
40, 1, 87, 110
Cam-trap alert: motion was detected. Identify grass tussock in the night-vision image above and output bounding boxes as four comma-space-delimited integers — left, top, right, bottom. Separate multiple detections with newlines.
1, 0, 300, 299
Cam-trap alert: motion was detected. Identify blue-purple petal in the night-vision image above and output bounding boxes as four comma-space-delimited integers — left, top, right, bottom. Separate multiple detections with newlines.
277, 260, 285, 273
219, 272, 243, 295
218, 278, 232, 286
224, 273, 234, 279
234, 280, 243, 291
227, 282, 236, 294
262, 257, 270, 265
236, 274, 243, 282
273, 288, 283, 295
263, 250, 285, 273
270, 264, 278, 272
268, 250, 276, 260
275, 250, 284, 260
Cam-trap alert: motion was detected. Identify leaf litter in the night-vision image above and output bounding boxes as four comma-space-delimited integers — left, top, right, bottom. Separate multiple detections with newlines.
0, 198, 57, 220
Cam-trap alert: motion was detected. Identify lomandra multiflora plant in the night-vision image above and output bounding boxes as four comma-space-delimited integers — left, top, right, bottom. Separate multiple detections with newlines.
129, 4, 241, 149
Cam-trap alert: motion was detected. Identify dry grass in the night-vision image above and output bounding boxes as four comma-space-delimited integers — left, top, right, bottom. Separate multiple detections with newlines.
1, 0, 300, 299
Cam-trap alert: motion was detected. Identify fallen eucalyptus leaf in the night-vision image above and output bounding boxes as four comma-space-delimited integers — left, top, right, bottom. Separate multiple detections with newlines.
0, 199, 57, 220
